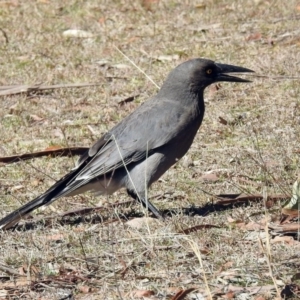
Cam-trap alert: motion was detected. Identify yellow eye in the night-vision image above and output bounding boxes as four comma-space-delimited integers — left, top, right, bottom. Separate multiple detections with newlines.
206, 68, 213, 75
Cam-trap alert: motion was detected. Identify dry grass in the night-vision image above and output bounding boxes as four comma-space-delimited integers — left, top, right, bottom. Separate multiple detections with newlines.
0, 0, 300, 299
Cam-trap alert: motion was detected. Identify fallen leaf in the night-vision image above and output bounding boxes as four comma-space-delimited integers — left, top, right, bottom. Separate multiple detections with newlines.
30, 114, 44, 122
166, 287, 184, 295
98, 17, 105, 24
219, 116, 228, 125
271, 236, 297, 245
0, 0, 19, 7
224, 290, 235, 299
246, 32, 262, 41
141, 0, 159, 11
31, 179, 43, 187
269, 223, 300, 234
281, 208, 299, 219
170, 288, 197, 300
244, 221, 266, 231
126, 217, 158, 229
218, 261, 234, 273
111, 63, 130, 69
195, 3, 206, 9
19, 265, 27, 276
200, 173, 219, 182
46, 234, 65, 241
118, 95, 139, 106
227, 217, 244, 225
63, 29, 93, 38
78, 285, 92, 293
11, 185, 24, 192
132, 289, 155, 297
152, 54, 180, 61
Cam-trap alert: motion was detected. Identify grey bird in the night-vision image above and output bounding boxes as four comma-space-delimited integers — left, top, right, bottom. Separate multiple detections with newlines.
0, 58, 253, 229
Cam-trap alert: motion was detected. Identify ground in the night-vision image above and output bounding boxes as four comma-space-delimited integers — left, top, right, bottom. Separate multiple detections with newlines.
0, 0, 299, 299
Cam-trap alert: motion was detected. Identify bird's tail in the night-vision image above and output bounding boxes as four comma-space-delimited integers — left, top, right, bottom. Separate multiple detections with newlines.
0, 161, 87, 230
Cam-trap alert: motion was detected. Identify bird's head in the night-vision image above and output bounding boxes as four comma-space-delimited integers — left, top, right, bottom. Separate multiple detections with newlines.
162, 58, 254, 95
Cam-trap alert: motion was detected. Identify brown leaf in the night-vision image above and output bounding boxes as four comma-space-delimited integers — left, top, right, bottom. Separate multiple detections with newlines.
195, 3, 206, 9
218, 261, 234, 273
281, 208, 299, 218
224, 290, 235, 299
98, 17, 105, 24
78, 285, 92, 293
227, 217, 244, 225
0, 0, 19, 7
46, 234, 65, 241
166, 287, 183, 295
30, 114, 44, 122
118, 94, 139, 106
269, 223, 300, 233
218, 116, 228, 125
200, 173, 219, 182
271, 236, 298, 245
44, 145, 64, 151
132, 289, 155, 297
141, 0, 159, 11
244, 221, 265, 231
170, 288, 197, 300
19, 265, 27, 276
246, 33, 262, 41
11, 185, 24, 192
31, 179, 43, 187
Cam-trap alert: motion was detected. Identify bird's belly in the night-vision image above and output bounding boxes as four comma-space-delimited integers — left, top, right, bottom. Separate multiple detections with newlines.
125, 149, 180, 192
67, 168, 128, 197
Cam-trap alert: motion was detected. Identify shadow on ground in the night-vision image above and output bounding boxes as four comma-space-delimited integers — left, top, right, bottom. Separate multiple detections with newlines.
5, 200, 252, 232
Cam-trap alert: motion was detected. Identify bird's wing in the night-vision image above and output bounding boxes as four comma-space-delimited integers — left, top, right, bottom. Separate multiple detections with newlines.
54, 98, 186, 197
79, 99, 183, 177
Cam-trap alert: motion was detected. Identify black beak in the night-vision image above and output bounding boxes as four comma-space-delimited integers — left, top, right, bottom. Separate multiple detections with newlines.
215, 63, 254, 83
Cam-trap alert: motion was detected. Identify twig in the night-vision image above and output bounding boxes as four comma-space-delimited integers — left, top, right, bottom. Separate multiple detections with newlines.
0, 147, 88, 164
0, 263, 23, 276
0, 83, 101, 96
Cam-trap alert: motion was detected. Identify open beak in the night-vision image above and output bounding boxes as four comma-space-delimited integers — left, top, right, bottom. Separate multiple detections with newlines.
215, 63, 254, 83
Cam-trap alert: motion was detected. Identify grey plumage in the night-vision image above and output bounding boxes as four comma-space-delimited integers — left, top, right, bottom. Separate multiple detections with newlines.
0, 58, 253, 229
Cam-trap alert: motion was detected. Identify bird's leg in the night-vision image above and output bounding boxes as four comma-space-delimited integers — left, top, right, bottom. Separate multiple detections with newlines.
127, 189, 163, 219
